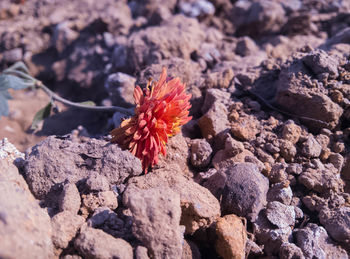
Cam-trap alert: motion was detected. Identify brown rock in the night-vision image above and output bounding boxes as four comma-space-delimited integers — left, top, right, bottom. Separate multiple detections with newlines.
59, 182, 81, 214
0, 160, 54, 259
125, 170, 220, 235
198, 102, 229, 140
123, 186, 183, 258
215, 214, 247, 259
231, 117, 259, 141
74, 227, 133, 259
82, 191, 118, 213
281, 121, 301, 144
51, 211, 85, 249
24, 136, 142, 199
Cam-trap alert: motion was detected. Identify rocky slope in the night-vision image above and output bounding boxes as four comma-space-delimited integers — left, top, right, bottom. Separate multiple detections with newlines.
1, 0, 350, 258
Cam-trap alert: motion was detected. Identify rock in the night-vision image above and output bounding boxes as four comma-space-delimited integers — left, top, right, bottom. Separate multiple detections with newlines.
301, 135, 322, 158
24, 136, 142, 199
0, 138, 24, 163
328, 153, 344, 172
253, 210, 293, 254
52, 22, 79, 53
235, 36, 258, 56
86, 171, 110, 192
190, 139, 213, 168
127, 15, 205, 68
179, 0, 215, 18
231, 0, 286, 37
269, 163, 288, 184
82, 191, 118, 213
2, 48, 23, 63
104, 72, 136, 107
0, 160, 54, 259
198, 102, 229, 140
319, 207, 350, 247
51, 211, 85, 249
202, 170, 227, 199
201, 88, 231, 114
281, 120, 301, 144
156, 133, 190, 174
224, 136, 244, 156
303, 49, 339, 78
275, 57, 343, 130
75, 227, 133, 259
135, 246, 150, 259
221, 163, 269, 221
231, 116, 260, 141
59, 182, 81, 214
215, 214, 247, 259
125, 170, 220, 235
265, 201, 295, 228
279, 140, 297, 162
279, 242, 305, 259
87, 207, 111, 226
298, 167, 344, 193
123, 186, 182, 258
182, 240, 201, 259
267, 183, 293, 205
296, 223, 348, 259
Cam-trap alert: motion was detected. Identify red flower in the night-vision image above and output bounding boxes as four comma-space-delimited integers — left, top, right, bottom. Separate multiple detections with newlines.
110, 68, 192, 173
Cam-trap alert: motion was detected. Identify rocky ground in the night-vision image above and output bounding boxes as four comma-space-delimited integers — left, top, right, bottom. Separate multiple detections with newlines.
1, 0, 350, 258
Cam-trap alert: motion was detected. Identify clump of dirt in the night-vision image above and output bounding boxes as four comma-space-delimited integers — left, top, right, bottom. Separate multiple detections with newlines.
1, 0, 350, 258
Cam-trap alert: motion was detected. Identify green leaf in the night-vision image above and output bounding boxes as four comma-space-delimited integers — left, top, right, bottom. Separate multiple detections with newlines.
31, 102, 53, 130
0, 89, 11, 117
79, 101, 96, 106
0, 74, 32, 90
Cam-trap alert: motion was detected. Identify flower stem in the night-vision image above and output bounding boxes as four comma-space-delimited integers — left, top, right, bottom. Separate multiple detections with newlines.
35, 81, 134, 115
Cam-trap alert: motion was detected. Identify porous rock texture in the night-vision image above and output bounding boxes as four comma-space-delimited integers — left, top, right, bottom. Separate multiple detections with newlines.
2, 0, 350, 258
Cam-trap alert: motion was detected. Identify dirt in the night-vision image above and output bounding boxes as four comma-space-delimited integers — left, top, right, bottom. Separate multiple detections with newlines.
1, 0, 350, 258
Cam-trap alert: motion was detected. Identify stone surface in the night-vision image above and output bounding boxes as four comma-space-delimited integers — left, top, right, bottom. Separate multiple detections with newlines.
279, 242, 305, 259
125, 169, 220, 235
301, 135, 322, 158
319, 207, 350, 248
221, 163, 269, 221
86, 171, 110, 192
303, 49, 339, 78
104, 72, 136, 107
281, 120, 301, 144
265, 201, 295, 228
75, 226, 133, 259
24, 136, 142, 199
82, 191, 118, 212
296, 223, 348, 259
181, 240, 201, 259
51, 211, 85, 249
58, 182, 81, 214
198, 101, 229, 140
190, 138, 212, 168
215, 214, 247, 259
267, 183, 293, 205
0, 160, 54, 259
123, 186, 182, 258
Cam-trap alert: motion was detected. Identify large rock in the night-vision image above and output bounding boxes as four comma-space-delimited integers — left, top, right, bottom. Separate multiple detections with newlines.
123, 186, 182, 258
125, 169, 220, 234
127, 15, 205, 69
74, 226, 133, 259
24, 136, 142, 199
296, 223, 348, 259
221, 163, 269, 221
51, 211, 85, 249
215, 214, 247, 259
275, 56, 343, 131
0, 160, 54, 259
319, 207, 350, 248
